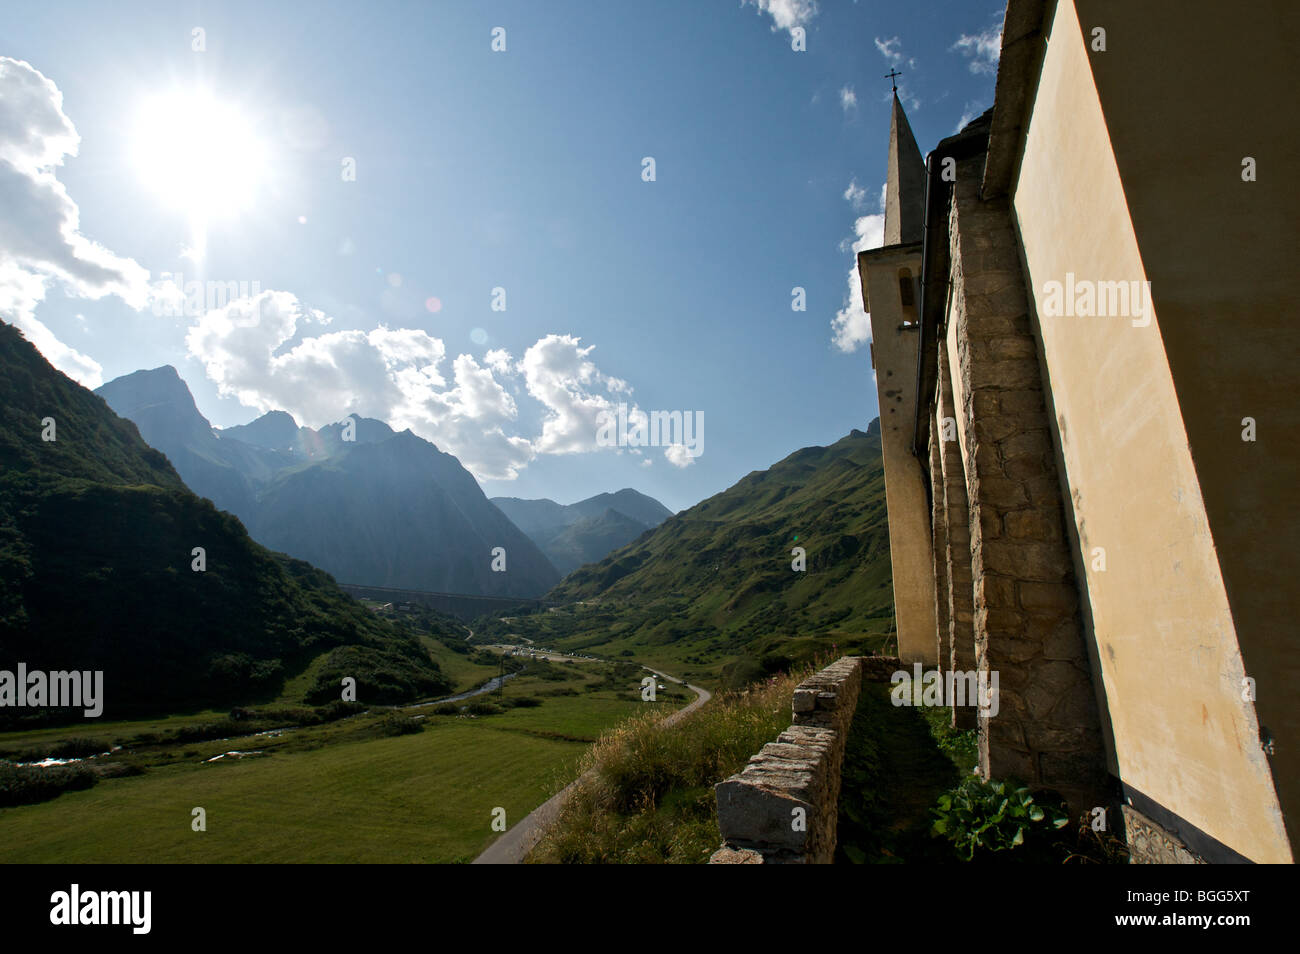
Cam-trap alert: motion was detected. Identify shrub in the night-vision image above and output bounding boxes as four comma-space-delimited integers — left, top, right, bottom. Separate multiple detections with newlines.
501, 696, 542, 709
0, 760, 98, 807
931, 776, 1068, 861
377, 713, 424, 736
48, 737, 108, 759
530, 661, 570, 682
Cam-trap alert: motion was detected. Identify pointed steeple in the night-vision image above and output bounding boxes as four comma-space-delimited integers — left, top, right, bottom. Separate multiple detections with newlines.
884, 92, 926, 245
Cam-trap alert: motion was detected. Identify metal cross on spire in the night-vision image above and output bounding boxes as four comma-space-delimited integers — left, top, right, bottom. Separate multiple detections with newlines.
884, 68, 902, 93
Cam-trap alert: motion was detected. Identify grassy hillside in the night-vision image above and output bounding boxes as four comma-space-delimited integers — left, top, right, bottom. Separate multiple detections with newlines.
0, 321, 450, 723
475, 424, 896, 687
529, 665, 802, 863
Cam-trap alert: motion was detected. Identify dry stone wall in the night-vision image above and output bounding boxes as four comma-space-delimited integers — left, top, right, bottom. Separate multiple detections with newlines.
710, 656, 891, 864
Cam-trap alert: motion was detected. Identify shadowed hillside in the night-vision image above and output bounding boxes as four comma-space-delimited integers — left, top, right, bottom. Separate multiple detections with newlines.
0, 322, 451, 723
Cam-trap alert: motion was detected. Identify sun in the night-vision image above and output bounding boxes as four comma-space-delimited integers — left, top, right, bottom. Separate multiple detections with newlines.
131, 89, 267, 221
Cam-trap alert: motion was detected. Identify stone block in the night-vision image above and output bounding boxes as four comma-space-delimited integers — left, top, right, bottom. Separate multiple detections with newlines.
1004, 510, 1060, 541
982, 539, 1071, 581
1005, 456, 1049, 480
716, 778, 814, 852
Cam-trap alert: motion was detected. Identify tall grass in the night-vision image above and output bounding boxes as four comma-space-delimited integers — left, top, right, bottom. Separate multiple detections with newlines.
528, 667, 809, 864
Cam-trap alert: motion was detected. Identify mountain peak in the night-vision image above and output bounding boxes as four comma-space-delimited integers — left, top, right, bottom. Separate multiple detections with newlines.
257, 409, 298, 427
221, 409, 301, 450
97, 365, 201, 417
319, 415, 395, 443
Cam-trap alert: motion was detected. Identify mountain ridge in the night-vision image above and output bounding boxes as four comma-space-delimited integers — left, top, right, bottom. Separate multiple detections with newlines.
491, 489, 673, 577
476, 424, 894, 687
97, 365, 559, 597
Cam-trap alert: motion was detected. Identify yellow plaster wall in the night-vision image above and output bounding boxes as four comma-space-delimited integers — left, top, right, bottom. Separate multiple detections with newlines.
1010, 1, 1289, 862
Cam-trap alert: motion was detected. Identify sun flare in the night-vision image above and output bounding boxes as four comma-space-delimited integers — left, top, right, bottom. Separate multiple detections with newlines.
131, 89, 267, 221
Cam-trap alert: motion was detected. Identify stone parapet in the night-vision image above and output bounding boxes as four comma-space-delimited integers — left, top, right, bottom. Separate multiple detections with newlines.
710, 655, 892, 864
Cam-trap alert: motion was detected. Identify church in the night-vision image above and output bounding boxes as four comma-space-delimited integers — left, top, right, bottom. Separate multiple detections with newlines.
860, 0, 1296, 863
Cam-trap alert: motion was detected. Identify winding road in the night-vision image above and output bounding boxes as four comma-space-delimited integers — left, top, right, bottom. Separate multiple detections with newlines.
471, 666, 712, 864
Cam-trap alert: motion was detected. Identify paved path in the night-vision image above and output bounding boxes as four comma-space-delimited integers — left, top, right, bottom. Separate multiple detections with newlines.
471, 667, 712, 864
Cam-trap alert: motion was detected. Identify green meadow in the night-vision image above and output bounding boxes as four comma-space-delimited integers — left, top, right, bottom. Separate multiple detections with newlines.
0, 658, 690, 863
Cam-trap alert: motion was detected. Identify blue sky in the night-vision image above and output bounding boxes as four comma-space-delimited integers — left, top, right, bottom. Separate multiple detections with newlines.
1, 0, 1001, 512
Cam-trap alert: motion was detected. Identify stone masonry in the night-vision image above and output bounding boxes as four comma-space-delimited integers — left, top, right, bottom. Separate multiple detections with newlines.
936, 340, 977, 730
710, 656, 872, 864
928, 426, 952, 677
947, 152, 1107, 814
1121, 806, 1206, 864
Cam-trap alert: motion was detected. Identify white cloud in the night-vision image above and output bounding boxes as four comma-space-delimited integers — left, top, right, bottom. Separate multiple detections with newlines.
0, 261, 103, 386
873, 36, 910, 68
839, 85, 857, 112
187, 291, 417, 420
664, 444, 696, 468
187, 296, 649, 481
186, 290, 537, 479
743, 0, 819, 36
520, 334, 638, 457
0, 57, 150, 385
0, 59, 149, 304
484, 348, 514, 377
954, 101, 986, 133
831, 203, 886, 354
843, 178, 868, 211
952, 23, 1003, 75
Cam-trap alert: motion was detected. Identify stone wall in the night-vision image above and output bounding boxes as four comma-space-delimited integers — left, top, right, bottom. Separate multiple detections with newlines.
710, 656, 886, 864
936, 340, 978, 729
946, 152, 1107, 814
928, 423, 952, 676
